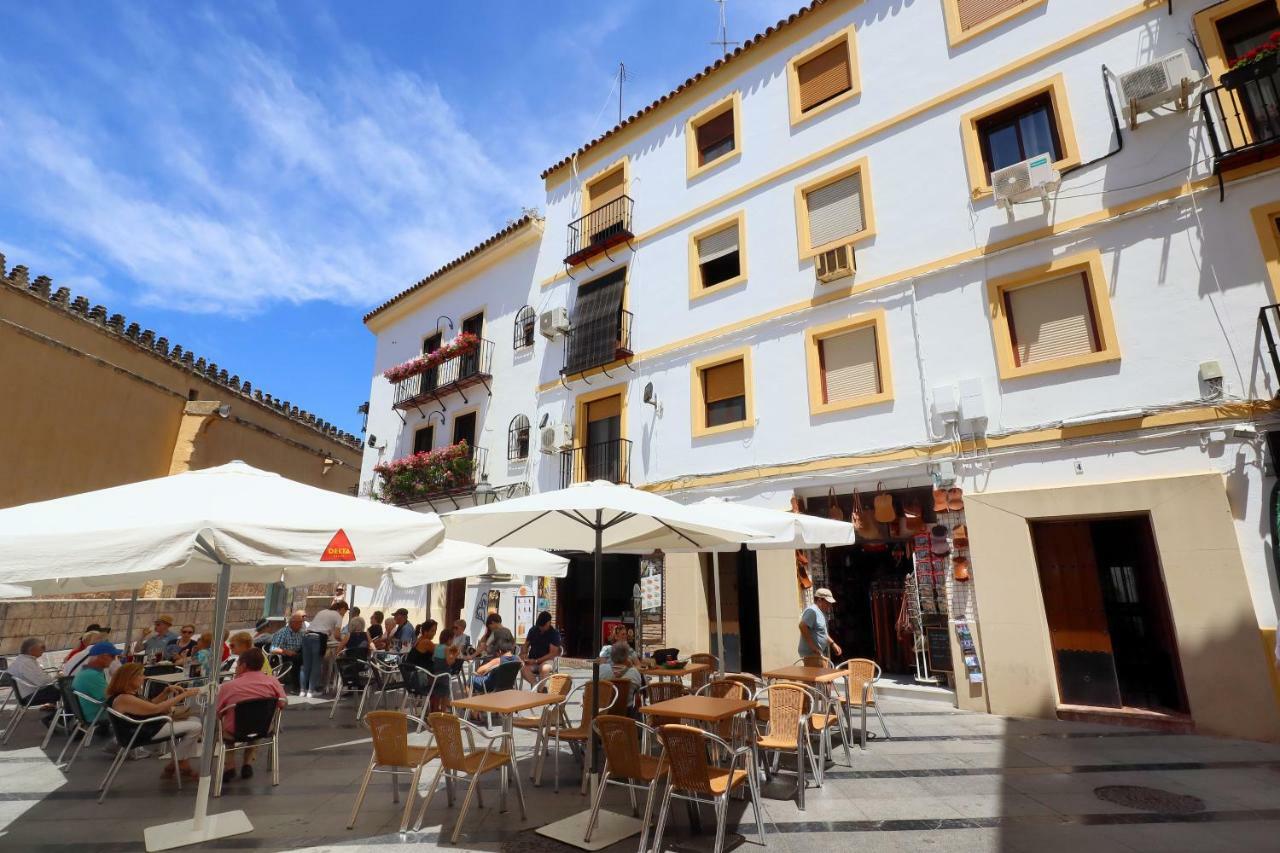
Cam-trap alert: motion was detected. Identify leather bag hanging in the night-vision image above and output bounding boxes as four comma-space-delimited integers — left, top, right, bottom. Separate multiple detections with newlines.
851, 489, 881, 540
826, 488, 846, 521
873, 481, 897, 523
900, 498, 924, 535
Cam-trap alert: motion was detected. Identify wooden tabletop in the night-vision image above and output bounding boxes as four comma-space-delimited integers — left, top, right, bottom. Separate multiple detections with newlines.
761, 665, 835, 683
637, 662, 710, 679
640, 694, 755, 723
146, 671, 198, 684
451, 689, 565, 716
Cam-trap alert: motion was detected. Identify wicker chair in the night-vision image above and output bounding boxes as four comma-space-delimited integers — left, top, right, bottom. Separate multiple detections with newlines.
414, 712, 525, 842
831, 658, 891, 749
513, 673, 573, 784
585, 715, 668, 851
794, 655, 834, 669
653, 724, 766, 853
695, 679, 753, 744
755, 682, 819, 810
347, 711, 440, 832
551, 680, 619, 794
605, 677, 635, 716
719, 672, 769, 724
687, 652, 719, 691
638, 681, 687, 706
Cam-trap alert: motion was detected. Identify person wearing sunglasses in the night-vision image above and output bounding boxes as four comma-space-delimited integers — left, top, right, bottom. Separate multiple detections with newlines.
168, 625, 198, 661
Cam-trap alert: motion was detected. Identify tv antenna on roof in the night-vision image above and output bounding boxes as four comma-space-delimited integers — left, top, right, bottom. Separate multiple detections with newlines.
711, 0, 741, 58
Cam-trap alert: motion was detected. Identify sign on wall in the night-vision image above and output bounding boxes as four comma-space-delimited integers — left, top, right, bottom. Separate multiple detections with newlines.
514, 594, 535, 642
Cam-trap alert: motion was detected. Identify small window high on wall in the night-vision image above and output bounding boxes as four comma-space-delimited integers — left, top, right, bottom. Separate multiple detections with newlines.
691, 348, 753, 437
690, 212, 746, 298
787, 26, 859, 125
943, 0, 1044, 47
507, 414, 531, 461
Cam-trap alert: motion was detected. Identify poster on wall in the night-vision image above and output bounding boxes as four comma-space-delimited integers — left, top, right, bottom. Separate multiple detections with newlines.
602, 618, 625, 645
514, 595, 535, 642
640, 574, 662, 611
537, 576, 552, 614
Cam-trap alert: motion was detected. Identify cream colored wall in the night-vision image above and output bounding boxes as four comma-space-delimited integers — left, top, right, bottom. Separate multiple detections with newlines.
966, 473, 1280, 742
756, 549, 804, 673
663, 552, 711, 657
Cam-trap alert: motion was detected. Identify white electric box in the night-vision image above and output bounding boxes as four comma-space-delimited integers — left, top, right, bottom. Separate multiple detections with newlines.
931, 384, 960, 423
958, 378, 987, 423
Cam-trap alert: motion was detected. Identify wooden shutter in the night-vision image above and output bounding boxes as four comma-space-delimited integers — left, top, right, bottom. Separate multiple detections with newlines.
1006, 273, 1098, 366
696, 108, 735, 162
957, 0, 1028, 31
820, 326, 880, 402
587, 394, 621, 423
703, 360, 745, 403
806, 173, 865, 249
588, 167, 626, 210
697, 223, 740, 264
797, 41, 852, 113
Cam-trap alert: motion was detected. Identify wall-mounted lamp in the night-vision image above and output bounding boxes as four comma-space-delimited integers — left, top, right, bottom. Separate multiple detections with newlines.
436, 315, 455, 337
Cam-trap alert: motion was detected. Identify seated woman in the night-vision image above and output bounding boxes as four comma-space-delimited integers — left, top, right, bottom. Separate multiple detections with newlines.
167, 624, 198, 662
430, 627, 462, 711
105, 663, 203, 781
215, 648, 286, 784
598, 625, 639, 666
471, 630, 519, 694
340, 611, 369, 657
402, 620, 438, 671
229, 631, 270, 672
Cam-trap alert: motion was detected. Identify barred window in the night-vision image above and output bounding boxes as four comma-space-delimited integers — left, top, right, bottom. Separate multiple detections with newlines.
507, 414, 531, 461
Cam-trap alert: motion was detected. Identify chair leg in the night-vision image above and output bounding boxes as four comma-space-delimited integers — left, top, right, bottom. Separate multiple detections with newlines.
628, 774, 638, 816
874, 704, 891, 740
213, 740, 225, 797
170, 734, 183, 792
638, 776, 660, 853
41, 710, 60, 749
97, 747, 129, 804
509, 753, 527, 820
452, 771, 483, 844
347, 758, 377, 829
713, 794, 728, 853
747, 753, 767, 845
56, 725, 78, 765
652, 783, 675, 853
860, 705, 868, 750
413, 765, 446, 831
399, 764, 426, 833
2, 703, 29, 745
584, 766, 609, 841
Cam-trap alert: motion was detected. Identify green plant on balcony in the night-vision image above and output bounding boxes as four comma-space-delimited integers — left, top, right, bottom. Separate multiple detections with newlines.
373, 440, 475, 504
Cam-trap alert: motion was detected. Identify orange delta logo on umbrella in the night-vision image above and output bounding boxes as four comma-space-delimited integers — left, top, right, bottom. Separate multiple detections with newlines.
321, 529, 355, 561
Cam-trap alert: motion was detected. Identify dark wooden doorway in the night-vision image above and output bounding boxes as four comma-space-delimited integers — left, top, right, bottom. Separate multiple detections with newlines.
444, 578, 466, 627
703, 549, 762, 674
1030, 516, 1187, 713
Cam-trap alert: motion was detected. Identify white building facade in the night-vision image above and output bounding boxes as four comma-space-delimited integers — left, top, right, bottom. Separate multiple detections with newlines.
363, 0, 1280, 740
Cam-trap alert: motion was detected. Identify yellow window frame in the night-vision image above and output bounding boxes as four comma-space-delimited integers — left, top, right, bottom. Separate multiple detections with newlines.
804, 309, 893, 416
793, 157, 875, 260
942, 0, 1046, 49
690, 346, 754, 438
685, 91, 743, 180
688, 210, 748, 302
786, 24, 861, 128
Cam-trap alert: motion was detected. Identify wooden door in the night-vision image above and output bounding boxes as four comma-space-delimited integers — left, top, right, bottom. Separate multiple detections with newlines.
1030, 520, 1122, 707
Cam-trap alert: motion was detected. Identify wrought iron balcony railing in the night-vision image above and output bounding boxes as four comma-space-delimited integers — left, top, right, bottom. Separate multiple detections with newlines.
564, 195, 634, 266
392, 338, 494, 412
377, 443, 488, 508
559, 438, 632, 488
561, 309, 633, 377
1260, 304, 1280, 394
1201, 73, 1280, 190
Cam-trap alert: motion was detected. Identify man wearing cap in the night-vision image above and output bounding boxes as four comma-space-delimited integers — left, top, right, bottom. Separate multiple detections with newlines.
386, 608, 415, 652
799, 588, 841, 661
137, 615, 178, 660
71, 642, 120, 720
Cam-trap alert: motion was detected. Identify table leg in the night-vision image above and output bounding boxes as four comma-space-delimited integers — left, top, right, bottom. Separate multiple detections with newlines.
500, 714, 511, 813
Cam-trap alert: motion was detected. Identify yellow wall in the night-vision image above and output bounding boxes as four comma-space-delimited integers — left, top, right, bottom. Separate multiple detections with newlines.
964, 473, 1280, 742
0, 279, 361, 509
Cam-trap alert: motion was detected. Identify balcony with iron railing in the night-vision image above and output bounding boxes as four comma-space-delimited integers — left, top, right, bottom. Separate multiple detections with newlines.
1260, 304, 1280, 393
559, 438, 632, 487
1201, 66, 1280, 186
561, 309, 633, 377
373, 442, 488, 509
563, 195, 634, 266
392, 338, 494, 412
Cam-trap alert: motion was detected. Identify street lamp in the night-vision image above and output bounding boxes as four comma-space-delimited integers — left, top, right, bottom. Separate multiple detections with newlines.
474, 474, 497, 505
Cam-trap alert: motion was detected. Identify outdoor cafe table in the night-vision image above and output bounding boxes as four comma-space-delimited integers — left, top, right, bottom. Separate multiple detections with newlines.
637, 661, 710, 681
761, 665, 835, 684
451, 689, 565, 810
639, 693, 755, 724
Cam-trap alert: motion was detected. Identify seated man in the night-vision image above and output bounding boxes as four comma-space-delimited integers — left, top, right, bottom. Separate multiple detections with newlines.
70, 642, 121, 721
520, 611, 562, 685
269, 611, 307, 692
9, 638, 61, 722
135, 614, 178, 661
608, 641, 644, 696
215, 648, 285, 783
470, 629, 519, 694
61, 632, 121, 679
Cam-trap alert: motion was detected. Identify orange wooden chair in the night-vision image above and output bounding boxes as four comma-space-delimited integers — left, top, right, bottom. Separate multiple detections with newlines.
653, 724, 766, 853
347, 711, 440, 833
831, 658, 890, 749
413, 712, 525, 842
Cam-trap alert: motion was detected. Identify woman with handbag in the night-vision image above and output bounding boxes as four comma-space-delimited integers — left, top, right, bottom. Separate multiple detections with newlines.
105, 663, 203, 781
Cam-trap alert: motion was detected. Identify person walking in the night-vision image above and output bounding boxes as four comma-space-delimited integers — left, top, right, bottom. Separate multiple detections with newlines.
798, 587, 841, 661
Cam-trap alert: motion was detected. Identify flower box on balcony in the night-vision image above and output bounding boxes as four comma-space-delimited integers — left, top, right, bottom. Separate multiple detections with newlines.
383, 332, 481, 383
1222, 33, 1280, 89
373, 441, 476, 504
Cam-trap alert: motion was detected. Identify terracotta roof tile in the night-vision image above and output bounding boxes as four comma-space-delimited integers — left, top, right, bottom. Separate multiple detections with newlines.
362, 215, 541, 324
540, 0, 829, 180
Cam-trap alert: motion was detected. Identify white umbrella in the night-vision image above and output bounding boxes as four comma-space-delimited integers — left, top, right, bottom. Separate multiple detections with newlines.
0, 583, 31, 597
679, 497, 856, 673
0, 461, 445, 851
387, 540, 569, 587
443, 480, 764, 849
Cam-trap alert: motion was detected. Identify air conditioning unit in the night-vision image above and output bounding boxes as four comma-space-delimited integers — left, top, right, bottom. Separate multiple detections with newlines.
1119, 49, 1196, 129
815, 243, 855, 283
539, 422, 573, 454
539, 307, 571, 339
991, 153, 1059, 209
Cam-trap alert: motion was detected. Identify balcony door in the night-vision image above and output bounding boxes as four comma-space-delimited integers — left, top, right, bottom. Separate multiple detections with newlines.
459, 312, 483, 380
565, 268, 626, 375
452, 411, 477, 449
1218, 2, 1280, 143
422, 332, 443, 393
584, 394, 622, 483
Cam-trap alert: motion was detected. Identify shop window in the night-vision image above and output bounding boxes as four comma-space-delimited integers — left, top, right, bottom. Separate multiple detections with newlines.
986, 250, 1120, 380
413, 424, 434, 455
689, 212, 747, 299
805, 311, 893, 415
787, 25, 859, 126
943, 0, 1044, 48
961, 75, 1080, 199
691, 349, 753, 437
686, 92, 742, 178
513, 306, 536, 350
795, 160, 873, 259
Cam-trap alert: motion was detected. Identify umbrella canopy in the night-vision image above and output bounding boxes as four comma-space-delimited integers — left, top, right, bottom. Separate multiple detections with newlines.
0, 461, 446, 592
0, 583, 31, 598
387, 540, 569, 587
686, 496, 856, 550
442, 480, 766, 551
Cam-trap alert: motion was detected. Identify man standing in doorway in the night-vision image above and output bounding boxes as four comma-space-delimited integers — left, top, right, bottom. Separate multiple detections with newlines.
798, 588, 841, 662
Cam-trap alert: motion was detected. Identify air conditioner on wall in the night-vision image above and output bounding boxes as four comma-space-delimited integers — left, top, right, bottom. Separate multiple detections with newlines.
539, 422, 573, 454
539, 307, 571, 339
1118, 49, 1197, 130
991, 153, 1059, 209
815, 243, 855, 283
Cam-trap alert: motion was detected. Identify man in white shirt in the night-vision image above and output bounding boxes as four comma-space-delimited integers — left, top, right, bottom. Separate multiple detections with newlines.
61, 632, 122, 679
8, 638, 60, 707
300, 601, 346, 698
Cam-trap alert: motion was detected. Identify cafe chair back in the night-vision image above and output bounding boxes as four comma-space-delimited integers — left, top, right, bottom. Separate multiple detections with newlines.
213, 697, 283, 797
56, 683, 105, 770
585, 714, 668, 851
832, 657, 890, 748
653, 724, 766, 853
414, 711, 525, 843
98, 706, 186, 804
755, 682, 820, 810
638, 681, 687, 706
347, 710, 439, 833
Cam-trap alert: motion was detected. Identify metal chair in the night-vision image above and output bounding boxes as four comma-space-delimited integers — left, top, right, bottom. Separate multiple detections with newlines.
267, 653, 295, 689
213, 697, 283, 797
365, 654, 405, 712
329, 653, 371, 720
695, 678, 754, 744
830, 658, 891, 749
469, 660, 522, 727
399, 663, 451, 719
98, 706, 188, 804
513, 673, 573, 784
552, 680, 619, 794
414, 712, 526, 842
0, 670, 45, 745
347, 711, 440, 833
585, 715, 668, 851
718, 672, 769, 725
638, 681, 687, 706
653, 724, 767, 853
604, 677, 635, 716
687, 652, 719, 691
755, 682, 819, 810
55, 684, 104, 770
797, 681, 852, 774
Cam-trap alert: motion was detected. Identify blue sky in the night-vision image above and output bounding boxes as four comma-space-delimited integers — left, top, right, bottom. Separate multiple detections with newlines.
0, 1, 796, 433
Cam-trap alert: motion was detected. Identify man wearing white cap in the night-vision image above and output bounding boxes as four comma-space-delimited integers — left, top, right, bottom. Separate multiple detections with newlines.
799, 588, 841, 661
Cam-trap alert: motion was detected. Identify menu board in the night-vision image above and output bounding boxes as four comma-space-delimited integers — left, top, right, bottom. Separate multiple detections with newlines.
514, 595, 534, 642
925, 625, 953, 673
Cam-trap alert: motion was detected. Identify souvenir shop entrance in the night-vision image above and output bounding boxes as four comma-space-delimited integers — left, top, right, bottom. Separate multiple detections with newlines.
805, 484, 970, 682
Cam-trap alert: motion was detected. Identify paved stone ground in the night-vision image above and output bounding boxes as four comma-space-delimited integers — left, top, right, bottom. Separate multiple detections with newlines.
2, 690, 1279, 852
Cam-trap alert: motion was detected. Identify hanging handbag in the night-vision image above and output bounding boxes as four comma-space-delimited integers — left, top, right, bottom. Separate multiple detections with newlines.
900, 498, 924, 535
953, 556, 971, 582
796, 549, 813, 589
826, 488, 846, 522
851, 489, 881, 540
874, 481, 897, 523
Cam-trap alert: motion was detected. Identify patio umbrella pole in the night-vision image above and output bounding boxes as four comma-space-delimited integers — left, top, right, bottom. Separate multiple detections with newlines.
588, 509, 602, 783
711, 550, 725, 676
123, 590, 139, 657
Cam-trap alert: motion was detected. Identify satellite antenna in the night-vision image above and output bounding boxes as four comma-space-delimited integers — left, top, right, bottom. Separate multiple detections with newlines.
711, 0, 741, 57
